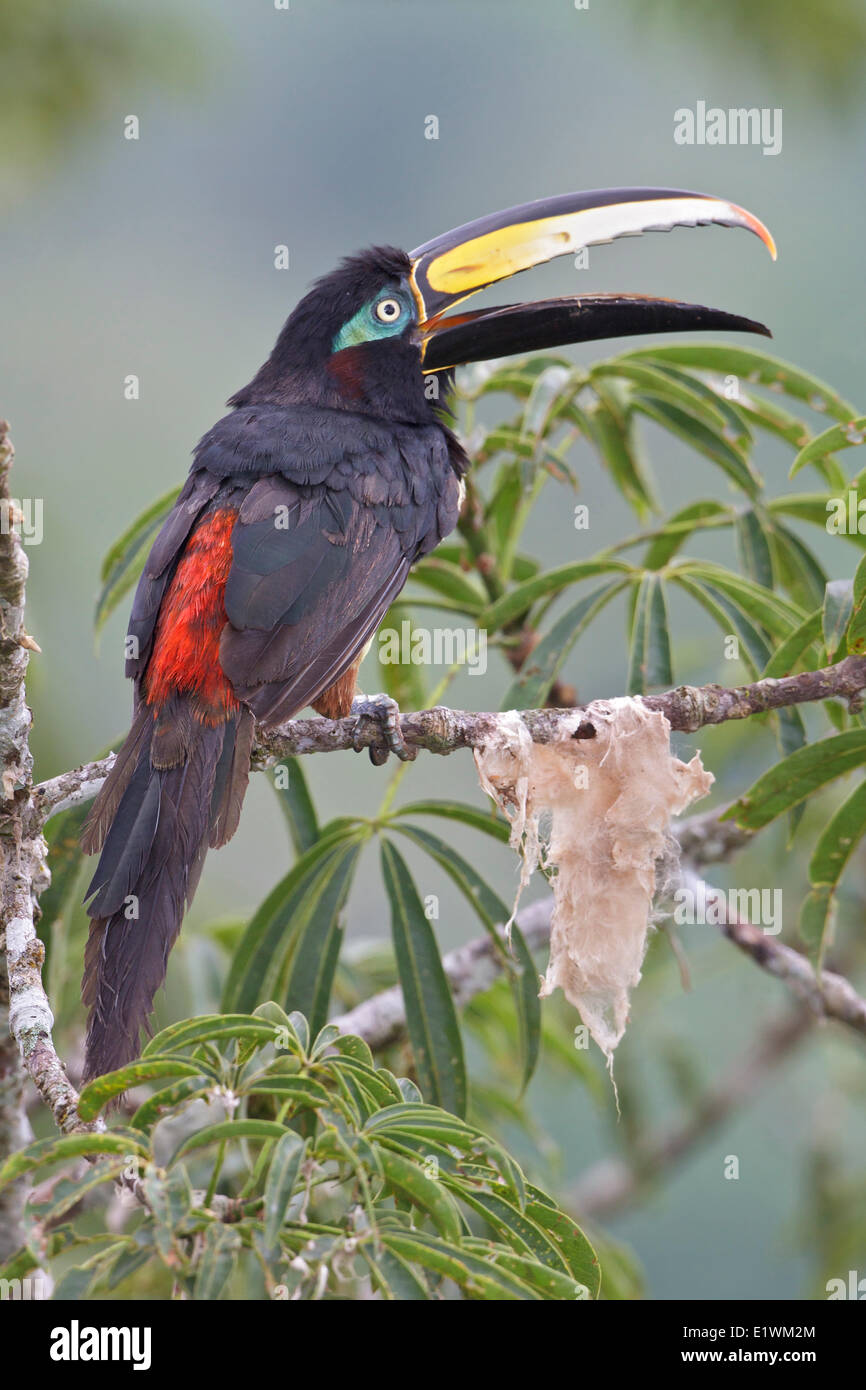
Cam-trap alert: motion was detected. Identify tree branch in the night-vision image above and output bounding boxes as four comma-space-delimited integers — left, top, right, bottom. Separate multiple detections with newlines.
678, 870, 866, 1036
331, 897, 553, 1050
32, 656, 866, 823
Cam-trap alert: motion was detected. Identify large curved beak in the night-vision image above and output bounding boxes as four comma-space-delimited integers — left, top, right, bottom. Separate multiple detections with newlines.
409, 186, 776, 372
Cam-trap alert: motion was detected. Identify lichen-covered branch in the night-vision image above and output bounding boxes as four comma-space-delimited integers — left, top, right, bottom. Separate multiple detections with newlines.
0, 423, 88, 1142
34, 658, 866, 822
678, 870, 866, 1036
328, 845, 866, 1054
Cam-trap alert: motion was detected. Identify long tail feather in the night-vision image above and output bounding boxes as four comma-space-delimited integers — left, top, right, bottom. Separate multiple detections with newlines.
80, 703, 250, 1082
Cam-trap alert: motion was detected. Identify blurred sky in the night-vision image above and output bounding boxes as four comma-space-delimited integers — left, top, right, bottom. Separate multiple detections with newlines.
2, 0, 865, 1299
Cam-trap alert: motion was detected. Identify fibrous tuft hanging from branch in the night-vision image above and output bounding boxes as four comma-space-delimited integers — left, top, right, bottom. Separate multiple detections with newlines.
474, 700, 713, 1059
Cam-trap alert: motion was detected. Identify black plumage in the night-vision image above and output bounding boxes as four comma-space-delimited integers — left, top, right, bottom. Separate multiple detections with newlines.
80, 193, 773, 1081
81, 249, 465, 1082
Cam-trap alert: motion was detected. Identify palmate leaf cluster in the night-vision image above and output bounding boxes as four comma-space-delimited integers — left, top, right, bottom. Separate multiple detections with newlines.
14, 340, 866, 1299
0, 1010, 598, 1301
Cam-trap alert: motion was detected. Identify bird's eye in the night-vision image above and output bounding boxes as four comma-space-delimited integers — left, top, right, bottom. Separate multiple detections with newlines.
374, 297, 403, 323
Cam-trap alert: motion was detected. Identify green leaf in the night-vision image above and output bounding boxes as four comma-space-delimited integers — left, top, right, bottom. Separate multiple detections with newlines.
380, 1230, 535, 1299
643, 360, 753, 443
391, 822, 510, 953
40, 801, 90, 934
77, 1059, 205, 1121
171, 1119, 288, 1164
143, 1166, 194, 1254
481, 559, 632, 632
585, 395, 658, 517
770, 492, 866, 548
644, 500, 730, 570
106, 1243, 154, 1293
129, 1078, 214, 1132
627, 574, 672, 694
282, 840, 360, 1034
389, 822, 540, 1093
451, 1184, 568, 1271
321, 1057, 404, 1115
725, 731, 866, 830
801, 779, 866, 965
499, 580, 626, 709
263, 1131, 307, 1247
95, 485, 182, 634
632, 395, 760, 495
222, 828, 363, 1013
485, 460, 528, 573
375, 1145, 462, 1240
768, 522, 828, 612
509, 924, 542, 1096
735, 509, 774, 590
328, 1032, 375, 1068
243, 1076, 332, 1108
733, 390, 812, 448
53, 1266, 102, 1300
523, 1190, 601, 1295
468, 355, 574, 403
363, 1246, 430, 1300
142, 1014, 278, 1058
623, 343, 860, 424
0, 1132, 149, 1191
761, 609, 822, 678
798, 888, 835, 971
592, 359, 729, 433
389, 799, 509, 842
364, 1102, 480, 1144
462, 1240, 590, 1299
269, 758, 319, 856
380, 839, 467, 1117
673, 575, 770, 676
194, 1224, 242, 1301
822, 579, 854, 661
845, 552, 866, 654
409, 558, 486, 613
673, 561, 803, 637
28, 1159, 128, 1224
790, 416, 866, 478
521, 362, 573, 438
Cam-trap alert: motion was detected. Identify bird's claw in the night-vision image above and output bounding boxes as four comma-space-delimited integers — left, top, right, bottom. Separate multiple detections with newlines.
350, 693, 416, 765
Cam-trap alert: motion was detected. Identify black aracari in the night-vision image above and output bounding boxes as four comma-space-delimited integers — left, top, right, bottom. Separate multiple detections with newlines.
81, 186, 775, 1080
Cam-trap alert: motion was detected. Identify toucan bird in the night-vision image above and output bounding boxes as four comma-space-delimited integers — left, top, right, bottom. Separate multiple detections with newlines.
81, 187, 775, 1081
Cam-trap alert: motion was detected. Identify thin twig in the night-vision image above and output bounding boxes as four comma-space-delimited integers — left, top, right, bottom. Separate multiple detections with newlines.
679, 871, 866, 1037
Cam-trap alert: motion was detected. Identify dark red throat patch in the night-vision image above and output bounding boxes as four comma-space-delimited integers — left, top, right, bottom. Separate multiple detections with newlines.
326, 345, 367, 400
144, 506, 239, 723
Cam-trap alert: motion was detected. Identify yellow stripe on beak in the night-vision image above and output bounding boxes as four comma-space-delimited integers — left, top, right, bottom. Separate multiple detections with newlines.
411, 189, 776, 321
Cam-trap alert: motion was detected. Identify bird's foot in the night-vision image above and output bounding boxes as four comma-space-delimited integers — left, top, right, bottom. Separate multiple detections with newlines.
350, 693, 416, 765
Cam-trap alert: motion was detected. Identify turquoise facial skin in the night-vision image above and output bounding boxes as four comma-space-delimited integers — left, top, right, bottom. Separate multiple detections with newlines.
332, 287, 414, 353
